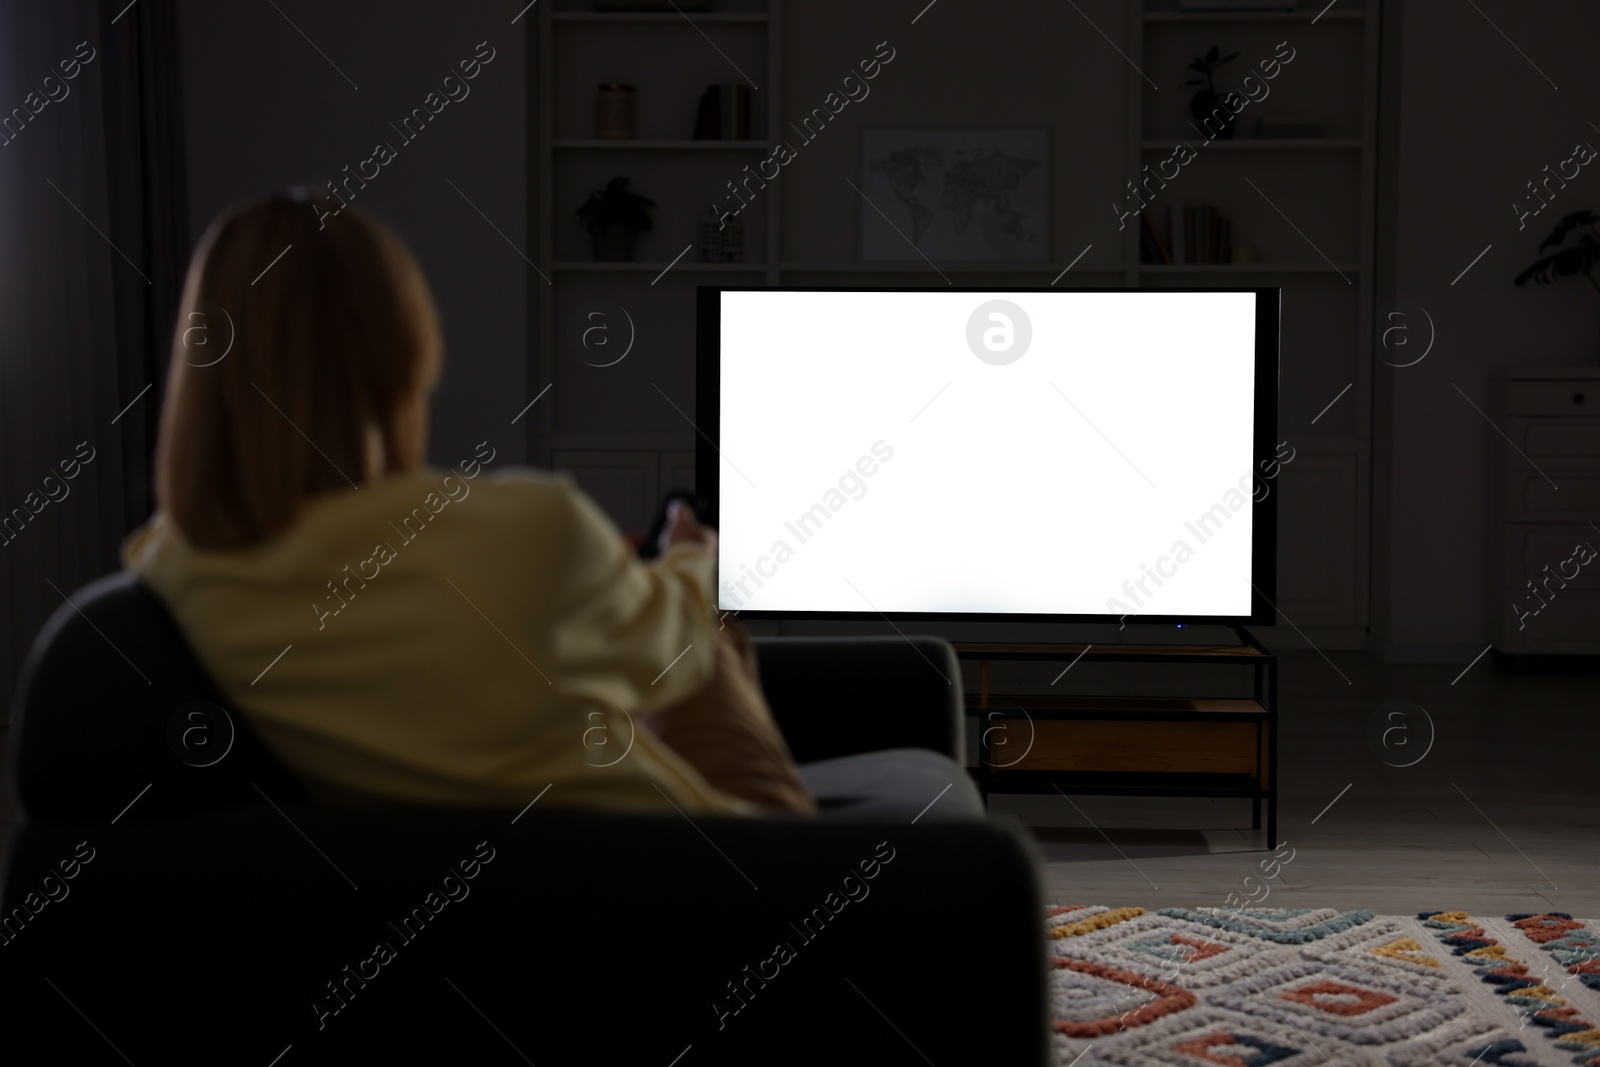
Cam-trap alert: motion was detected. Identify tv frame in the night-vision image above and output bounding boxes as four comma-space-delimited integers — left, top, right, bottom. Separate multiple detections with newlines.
695, 285, 1281, 627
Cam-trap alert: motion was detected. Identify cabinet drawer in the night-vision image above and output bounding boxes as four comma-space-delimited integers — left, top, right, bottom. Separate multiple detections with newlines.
1506, 381, 1600, 417
1500, 525, 1600, 591
1511, 421, 1600, 463
1499, 588, 1600, 652
1509, 474, 1600, 521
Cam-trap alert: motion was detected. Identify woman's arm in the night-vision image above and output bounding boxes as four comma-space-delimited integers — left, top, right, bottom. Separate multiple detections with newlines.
538, 478, 720, 713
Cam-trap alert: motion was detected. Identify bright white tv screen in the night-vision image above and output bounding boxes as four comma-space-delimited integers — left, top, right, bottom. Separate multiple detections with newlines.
703, 288, 1274, 622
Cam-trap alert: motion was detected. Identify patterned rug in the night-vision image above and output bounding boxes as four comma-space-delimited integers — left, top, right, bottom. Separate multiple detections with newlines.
1047, 906, 1600, 1066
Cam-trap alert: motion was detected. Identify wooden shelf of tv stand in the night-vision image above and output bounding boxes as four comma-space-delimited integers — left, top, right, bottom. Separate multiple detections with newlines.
952, 641, 1269, 669
955, 639, 1278, 846
966, 694, 1267, 723
964, 770, 1266, 798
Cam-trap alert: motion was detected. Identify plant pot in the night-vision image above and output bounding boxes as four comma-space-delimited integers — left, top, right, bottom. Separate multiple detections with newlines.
1189, 89, 1236, 140
591, 223, 638, 262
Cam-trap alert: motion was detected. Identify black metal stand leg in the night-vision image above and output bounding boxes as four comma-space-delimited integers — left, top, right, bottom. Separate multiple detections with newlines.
974, 714, 990, 804
1267, 798, 1277, 849
1252, 798, 1261, 830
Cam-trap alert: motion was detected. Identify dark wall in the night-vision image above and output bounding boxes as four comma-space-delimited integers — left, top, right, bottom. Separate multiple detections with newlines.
172, 0, 1600, 656
1380, 0, 1600, 658
177, 0, 530, 467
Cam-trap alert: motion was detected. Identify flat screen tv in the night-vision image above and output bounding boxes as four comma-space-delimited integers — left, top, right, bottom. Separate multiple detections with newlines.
696, 286, 1280, 626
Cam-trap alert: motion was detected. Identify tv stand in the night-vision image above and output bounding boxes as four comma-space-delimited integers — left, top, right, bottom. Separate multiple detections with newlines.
955, 628, 1277, 847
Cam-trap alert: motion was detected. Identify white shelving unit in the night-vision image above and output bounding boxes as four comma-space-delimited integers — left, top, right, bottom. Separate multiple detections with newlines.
530, 2, 1381, 634
533, 1, 781, 529
1126, 0, 1380, 635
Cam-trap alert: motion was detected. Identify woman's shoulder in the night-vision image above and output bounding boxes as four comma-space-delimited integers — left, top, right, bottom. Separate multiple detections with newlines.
124, 461, 605, 585
381, 462, 614, 551
438, 463, 595, 524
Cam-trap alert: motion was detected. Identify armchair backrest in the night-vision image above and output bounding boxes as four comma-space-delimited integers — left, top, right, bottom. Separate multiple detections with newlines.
6, 570, 304, 823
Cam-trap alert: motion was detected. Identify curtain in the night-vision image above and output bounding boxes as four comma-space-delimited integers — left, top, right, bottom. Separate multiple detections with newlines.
0, 0, 188, 714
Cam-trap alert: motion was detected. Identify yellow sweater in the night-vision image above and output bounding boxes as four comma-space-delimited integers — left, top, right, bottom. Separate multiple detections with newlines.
122, 464, 748, 814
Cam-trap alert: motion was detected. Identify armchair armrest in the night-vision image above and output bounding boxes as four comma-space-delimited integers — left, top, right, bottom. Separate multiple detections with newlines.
0, 808, 1047, 1065
751, 635, 965, 765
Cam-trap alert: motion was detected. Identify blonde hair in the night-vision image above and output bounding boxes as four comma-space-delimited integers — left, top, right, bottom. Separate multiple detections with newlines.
155, 191, 441, 550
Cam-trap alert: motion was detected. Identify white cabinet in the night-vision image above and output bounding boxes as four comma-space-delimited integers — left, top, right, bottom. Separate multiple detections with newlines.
1488, 368, 1600, 655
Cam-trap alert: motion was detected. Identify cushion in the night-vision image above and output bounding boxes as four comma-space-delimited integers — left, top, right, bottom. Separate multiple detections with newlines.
640, 619, 816, 814
798, 748, 985, 820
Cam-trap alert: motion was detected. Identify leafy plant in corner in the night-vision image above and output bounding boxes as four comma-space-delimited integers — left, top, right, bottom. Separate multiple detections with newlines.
578, 177, 655, 262
1514, 210, 1600, 298
1184, 45, 1240, 141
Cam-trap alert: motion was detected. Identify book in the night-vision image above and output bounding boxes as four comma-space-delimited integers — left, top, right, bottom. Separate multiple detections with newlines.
1169, 205, 1186, 265
716, 84, 750, 140
1139, 213, 1160, 264
694, 84, 749, 140
692, 91, 711, 139
1142, 211, 1172, 264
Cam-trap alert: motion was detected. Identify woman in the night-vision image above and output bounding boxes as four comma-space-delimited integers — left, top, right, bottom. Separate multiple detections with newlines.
123, 190, 794, 814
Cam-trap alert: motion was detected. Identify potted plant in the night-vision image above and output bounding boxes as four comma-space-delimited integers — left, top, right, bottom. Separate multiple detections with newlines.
1184, 45, 1241, 140
1515, 210, 1600, 355
1515, 209, 1600, 295
578, 177, 655, 262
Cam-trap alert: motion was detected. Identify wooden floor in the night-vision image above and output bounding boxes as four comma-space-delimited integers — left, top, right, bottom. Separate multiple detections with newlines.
1, 649, 1595, 918
989, 649, 1600, 917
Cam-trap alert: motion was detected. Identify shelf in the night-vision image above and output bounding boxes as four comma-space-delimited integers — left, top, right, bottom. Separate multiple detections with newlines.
553, 139, 771, 150
552, 11, 769, 22
953, 641, 1269, 662
969, 695, 1268, 722
550, 260, 1348, 276
972, 770, 1265, 795
961, 637, 1276, 840
1143, 9, 1365, 22
1139, 263, 1360, 273
552, 261, 767, 272
1140, 138, 1361, 150
779, 262, 1121, 274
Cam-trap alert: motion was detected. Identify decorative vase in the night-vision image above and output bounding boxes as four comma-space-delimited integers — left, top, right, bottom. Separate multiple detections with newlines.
595, 83, 636, 140
699, 204, 743, 262
592, 223, 637, 262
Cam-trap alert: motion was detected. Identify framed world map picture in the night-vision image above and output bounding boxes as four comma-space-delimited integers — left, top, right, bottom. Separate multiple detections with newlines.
858, 129, 1050, 262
